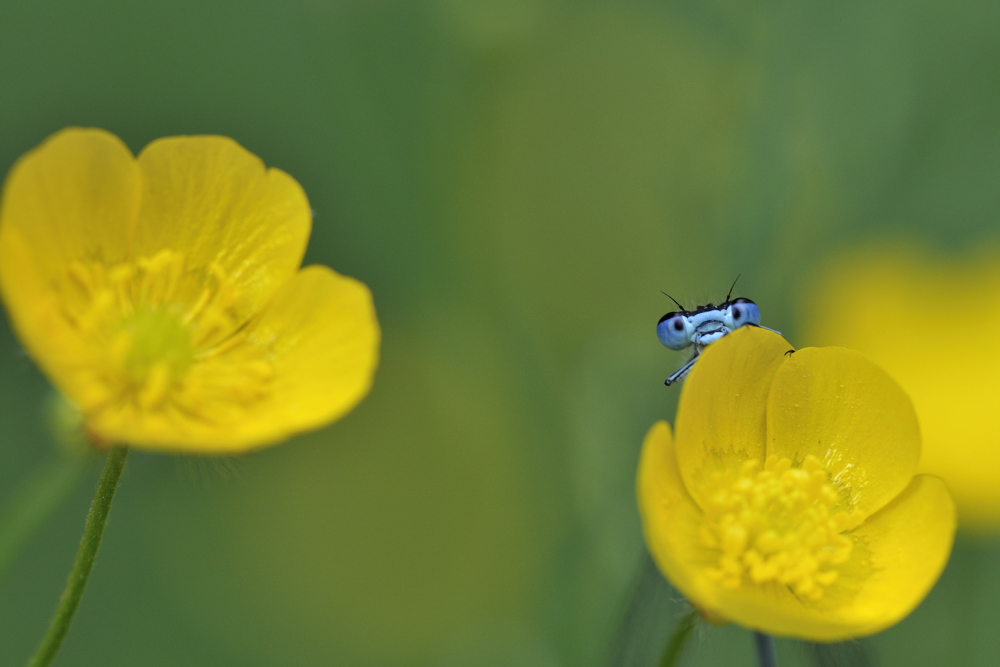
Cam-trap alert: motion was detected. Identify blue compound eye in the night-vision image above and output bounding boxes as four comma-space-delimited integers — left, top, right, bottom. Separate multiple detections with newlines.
657, 312, 691, 350
728, 298, 760, 328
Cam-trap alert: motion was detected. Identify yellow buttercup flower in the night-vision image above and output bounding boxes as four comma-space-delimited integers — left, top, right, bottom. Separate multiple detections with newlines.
804, 246, 1000, 530
0, 128, 379, 453
638, 326, 955, 641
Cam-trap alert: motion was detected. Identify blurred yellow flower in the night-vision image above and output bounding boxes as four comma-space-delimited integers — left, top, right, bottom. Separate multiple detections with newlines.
0, 128, 379, 454
638, 327, 954, 641
804, 246, 1000, 530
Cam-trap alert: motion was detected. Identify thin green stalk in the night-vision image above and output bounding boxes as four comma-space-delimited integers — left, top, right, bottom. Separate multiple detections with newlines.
605, 551, 676, 666
754, 632, 777, 667
0, 455, 89, 581
658, 610, 697, 667
26, 446, 128, 667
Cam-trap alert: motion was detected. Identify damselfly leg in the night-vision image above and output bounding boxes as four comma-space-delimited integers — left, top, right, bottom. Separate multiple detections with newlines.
664, 355, 699, 386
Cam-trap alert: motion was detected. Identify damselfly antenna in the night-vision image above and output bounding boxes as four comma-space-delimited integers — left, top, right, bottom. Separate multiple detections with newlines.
660, 291, 685, 312
725, 274, 741, 303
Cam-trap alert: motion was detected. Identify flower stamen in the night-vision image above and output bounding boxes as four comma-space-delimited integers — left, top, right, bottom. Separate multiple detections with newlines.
701, 455, 863, 599
59, 250, 274, 418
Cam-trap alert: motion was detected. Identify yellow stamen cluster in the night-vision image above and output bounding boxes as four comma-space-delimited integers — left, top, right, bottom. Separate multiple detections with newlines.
701, 455, 863, 600
60, 249, 274, 421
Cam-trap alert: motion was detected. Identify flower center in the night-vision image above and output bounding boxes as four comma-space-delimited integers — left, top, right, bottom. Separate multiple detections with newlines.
61, 249, 273, 416
119, 307, 196, 385
700, 455, 863, 600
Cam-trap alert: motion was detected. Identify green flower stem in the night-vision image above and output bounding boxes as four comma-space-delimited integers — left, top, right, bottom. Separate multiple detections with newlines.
26, 446, 128, 667
754, 632, 777, 667
658, 610, 698, 667
605, 552, 676, 666
0, 455, 90, 582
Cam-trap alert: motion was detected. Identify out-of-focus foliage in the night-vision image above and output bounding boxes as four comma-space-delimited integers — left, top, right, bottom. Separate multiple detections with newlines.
0, 1, 999, 666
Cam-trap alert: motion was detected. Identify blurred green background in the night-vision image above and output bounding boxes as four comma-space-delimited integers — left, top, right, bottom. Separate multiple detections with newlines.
1, 1, 999, 665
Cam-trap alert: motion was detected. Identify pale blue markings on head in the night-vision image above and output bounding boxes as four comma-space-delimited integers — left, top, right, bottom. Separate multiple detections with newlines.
657, 312, 691, 350
725, 298, 760, 329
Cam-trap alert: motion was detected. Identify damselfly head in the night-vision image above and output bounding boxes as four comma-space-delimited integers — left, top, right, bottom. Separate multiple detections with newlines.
656, 296, 761, 351
657, 281, 776, 386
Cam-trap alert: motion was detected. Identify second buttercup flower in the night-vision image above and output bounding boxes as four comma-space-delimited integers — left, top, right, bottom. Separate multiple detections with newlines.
0, 128, 380, 453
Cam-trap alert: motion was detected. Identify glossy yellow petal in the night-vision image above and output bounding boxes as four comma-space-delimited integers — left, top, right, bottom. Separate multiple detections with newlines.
767, 347, 921, 519
133, 136, 310, 326
637, 421, 718, 611
84, 266, 381, 453
233, 265, 380, 449
0, 128, 139, 276
0, 128, 140, 400
674, 326, 792, 507
0, 226, 94, 400
837, 475, 956, 636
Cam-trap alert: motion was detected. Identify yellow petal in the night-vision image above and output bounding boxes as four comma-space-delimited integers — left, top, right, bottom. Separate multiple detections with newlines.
133, 136, 310, 325
836, 475, 956, 636
674, 326, 793, 507
0, 226, 94, 399
235, 265, 380, 446
766, 347, 921, 519
0, 128, 140, 276
0, 128, 139, 398
637, 421, 719, 611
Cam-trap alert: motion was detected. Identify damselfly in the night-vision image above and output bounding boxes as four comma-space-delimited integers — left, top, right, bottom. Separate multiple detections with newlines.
656, 281, 778, 386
